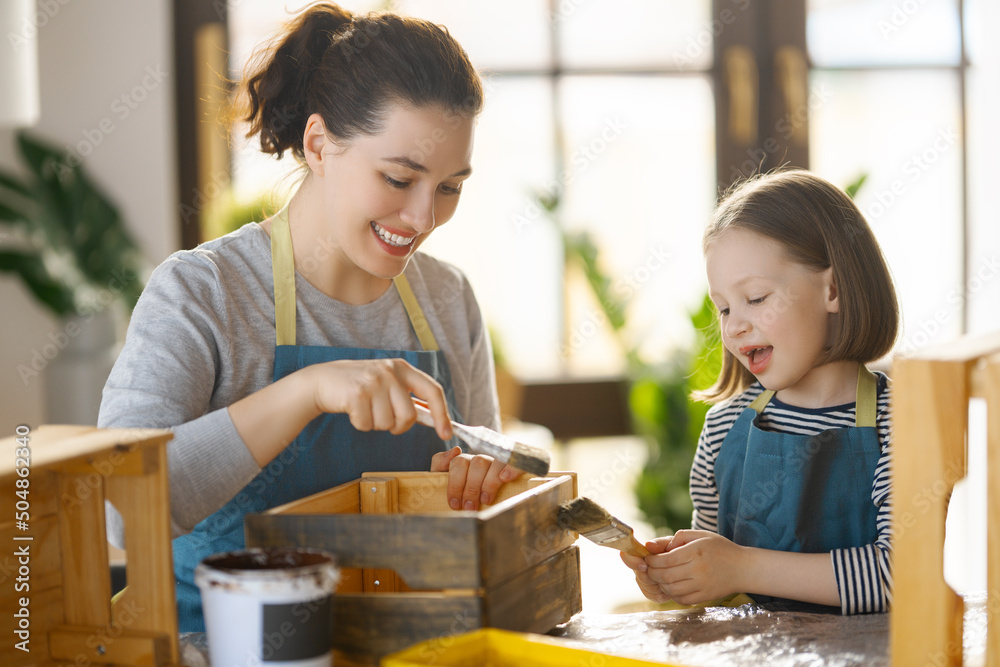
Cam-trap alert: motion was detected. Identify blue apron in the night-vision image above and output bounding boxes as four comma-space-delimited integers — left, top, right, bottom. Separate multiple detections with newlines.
714, 366, 881, 608
172, 206, 461, 631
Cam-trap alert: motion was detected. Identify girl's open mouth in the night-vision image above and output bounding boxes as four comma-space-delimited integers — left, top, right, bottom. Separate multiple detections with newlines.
740, 345, 773, 374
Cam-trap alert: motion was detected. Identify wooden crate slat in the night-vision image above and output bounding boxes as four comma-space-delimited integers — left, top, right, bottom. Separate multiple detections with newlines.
477, 475, 577, 588
0, 467, 58, 519
245, 512, 482, 589
1, 586, 63, 666
56, 473, 112, 627
267, 477, 361, 515
331, 592, 482, 662
0, 427, 171, 483
104, 443, 179, 665
360, 477, 401, 593
390, 472, 451, 513
483, 545, 581, 632
48, 625, 172, 665
384, 471, 575, 514
0, 514, 62, 595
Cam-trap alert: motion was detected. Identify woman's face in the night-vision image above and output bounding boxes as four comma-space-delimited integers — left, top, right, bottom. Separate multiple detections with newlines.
310, 103, 475, 282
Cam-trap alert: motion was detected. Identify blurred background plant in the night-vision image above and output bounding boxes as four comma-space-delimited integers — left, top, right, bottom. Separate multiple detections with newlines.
0, 131, 145, 318
202, 189, 274, 241
536, 190, 718, 533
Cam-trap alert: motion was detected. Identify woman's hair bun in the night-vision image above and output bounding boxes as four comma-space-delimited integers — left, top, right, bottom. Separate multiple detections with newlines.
233, 2, 483, 162
237, 4, 354, 159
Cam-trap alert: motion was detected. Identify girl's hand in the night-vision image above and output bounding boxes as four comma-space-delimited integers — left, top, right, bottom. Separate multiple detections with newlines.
431, 446, 522, 511
641, 529, 748, 605
308, 358, 454, 441
620, 536, 675, 603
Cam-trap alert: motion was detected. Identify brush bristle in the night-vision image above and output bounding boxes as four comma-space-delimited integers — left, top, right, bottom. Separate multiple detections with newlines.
508, 443, 551, 476
558, 496, 614, 534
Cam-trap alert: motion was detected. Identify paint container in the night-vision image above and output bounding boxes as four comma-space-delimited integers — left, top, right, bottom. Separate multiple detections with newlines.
195, 548, 339, 667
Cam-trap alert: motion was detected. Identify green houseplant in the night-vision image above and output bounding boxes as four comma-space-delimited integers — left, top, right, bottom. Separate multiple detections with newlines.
0, 131, 146, 422
535, 191, 712, 532
0, 131, 144, 318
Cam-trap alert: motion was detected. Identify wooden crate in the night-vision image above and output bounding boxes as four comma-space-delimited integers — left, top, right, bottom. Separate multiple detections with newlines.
245, 470, 582, 666
891, 332, 1000, 667
0, 425, 180, 667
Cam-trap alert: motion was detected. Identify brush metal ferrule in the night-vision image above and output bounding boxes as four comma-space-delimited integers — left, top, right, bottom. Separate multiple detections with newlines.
582, 518, 635, 546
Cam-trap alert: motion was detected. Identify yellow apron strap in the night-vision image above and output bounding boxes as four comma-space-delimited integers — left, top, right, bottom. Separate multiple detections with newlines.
270, 205, 296, 347
855, 365, 877, 428
749, 389, 775, 414
750, 366, 876, 424
270, 206, 434, 352
393, 274, 439, 352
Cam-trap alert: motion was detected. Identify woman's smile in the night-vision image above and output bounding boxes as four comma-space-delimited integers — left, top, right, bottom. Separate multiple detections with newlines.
371, 221, 416, 254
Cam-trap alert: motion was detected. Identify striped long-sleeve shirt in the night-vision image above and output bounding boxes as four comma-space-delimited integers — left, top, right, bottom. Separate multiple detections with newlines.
689, 371, 892, 614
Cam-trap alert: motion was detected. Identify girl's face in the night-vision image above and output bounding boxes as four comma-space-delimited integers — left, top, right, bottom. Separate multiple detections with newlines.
308, 103, 475, 281
706, 227, 839, 394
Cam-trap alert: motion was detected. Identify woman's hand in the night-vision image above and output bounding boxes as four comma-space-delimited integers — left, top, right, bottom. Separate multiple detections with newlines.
309, 358, 520, 510
630, 529, 748, 605
309, 358, 454, 441
230, 357, 454, 467
431, 446, 523, 511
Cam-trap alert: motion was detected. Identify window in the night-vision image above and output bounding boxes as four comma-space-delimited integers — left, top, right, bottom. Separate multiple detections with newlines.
226, 0, 716, 379
220, 0, 1000, 381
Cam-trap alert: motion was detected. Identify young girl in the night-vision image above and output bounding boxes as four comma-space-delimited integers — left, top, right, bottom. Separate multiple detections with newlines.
622, 170, 899, 614
98, 3, 514, 631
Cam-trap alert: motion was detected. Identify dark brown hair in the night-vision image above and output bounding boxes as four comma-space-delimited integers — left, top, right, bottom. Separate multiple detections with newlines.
697, 169, 900, 403
234, 2, 484, 160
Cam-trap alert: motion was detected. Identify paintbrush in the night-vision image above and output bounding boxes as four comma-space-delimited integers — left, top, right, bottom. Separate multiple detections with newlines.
558, 496, 650, 558
411, 398, 551, 476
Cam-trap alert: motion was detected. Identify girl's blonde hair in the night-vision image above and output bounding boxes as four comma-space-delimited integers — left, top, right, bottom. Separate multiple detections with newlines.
696, 170, 900, 403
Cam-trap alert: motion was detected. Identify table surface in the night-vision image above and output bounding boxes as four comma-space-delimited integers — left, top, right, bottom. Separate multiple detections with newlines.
179, 593, 990, 666
549, 594, 988, 667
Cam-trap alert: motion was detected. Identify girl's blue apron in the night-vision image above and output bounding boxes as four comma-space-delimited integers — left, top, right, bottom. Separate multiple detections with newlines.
172, 207, 461, 631
714, 365, 881, 609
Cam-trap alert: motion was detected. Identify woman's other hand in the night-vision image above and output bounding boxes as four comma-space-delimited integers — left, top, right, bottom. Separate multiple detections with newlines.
431, 446, 522, 511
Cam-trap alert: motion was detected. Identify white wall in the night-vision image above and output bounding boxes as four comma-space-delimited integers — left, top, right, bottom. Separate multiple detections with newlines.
0, 0, 177, 433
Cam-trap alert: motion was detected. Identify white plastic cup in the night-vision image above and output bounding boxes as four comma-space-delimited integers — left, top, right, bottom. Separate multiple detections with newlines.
195, 548, 340, 667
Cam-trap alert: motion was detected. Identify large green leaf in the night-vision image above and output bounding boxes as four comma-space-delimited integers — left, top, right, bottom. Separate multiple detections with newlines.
688, 293, 722, 394
0, 168, 35, 225
564, 230, 627, 332
2, 131, 147, 316
0, 169, 32, 198
0, 250, 77, 316
0, 200, 25, 222
15, 133, 75, 250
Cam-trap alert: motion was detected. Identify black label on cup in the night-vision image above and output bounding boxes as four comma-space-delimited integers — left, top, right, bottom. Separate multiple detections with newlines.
260, 595, 331, 662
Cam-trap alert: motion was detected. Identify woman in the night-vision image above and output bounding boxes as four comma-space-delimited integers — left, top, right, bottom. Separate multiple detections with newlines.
99, 3, 513, 631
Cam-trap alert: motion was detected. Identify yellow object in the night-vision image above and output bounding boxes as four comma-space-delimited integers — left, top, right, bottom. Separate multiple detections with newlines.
270, 204, 297, 346
381, 628, 680, 666
269, 204, 439, 350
